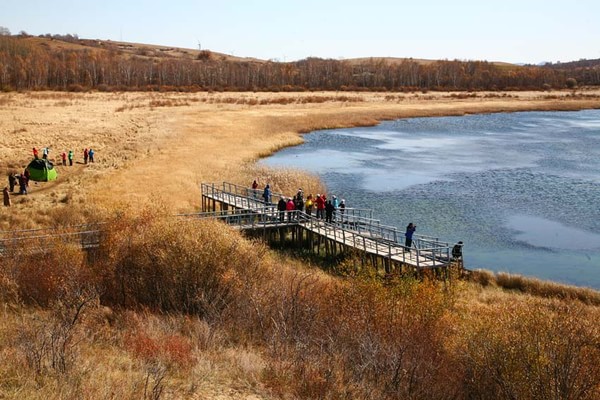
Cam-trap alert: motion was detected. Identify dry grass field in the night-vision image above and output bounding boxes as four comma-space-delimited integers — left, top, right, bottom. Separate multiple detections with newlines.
1, 90, 600, 399
2, 89, 600, 229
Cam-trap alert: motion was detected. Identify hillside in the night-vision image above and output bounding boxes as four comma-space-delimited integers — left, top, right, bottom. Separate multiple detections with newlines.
2, 34, 598, 92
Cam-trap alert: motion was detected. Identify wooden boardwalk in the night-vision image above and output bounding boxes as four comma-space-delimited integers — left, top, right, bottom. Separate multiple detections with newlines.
199, 182, 456, 270
1, 182, 460, 273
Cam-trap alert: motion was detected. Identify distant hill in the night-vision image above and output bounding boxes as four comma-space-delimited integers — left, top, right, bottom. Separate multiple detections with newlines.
541, 58, 600, 69
1, 33, 598, 91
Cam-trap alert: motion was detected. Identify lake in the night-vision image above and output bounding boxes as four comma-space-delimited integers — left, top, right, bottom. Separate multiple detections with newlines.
261, 110, 600, 289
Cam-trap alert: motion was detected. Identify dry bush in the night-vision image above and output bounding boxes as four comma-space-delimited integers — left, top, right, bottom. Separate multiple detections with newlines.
2, 240, 89, 306
91, 209, 267, 320
256, 271, 462, 399
456, 299, 600, 400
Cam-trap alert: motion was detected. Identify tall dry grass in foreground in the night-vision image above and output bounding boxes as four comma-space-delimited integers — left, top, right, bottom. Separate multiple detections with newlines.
1, 207, 599, 399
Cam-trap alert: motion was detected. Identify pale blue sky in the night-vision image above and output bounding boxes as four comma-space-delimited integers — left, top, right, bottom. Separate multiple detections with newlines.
2, 0, 599, 64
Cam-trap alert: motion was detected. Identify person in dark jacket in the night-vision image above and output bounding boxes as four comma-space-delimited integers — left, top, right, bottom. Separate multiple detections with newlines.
262, 184, 271, 204
405, 223, 416, 252
277, 197, 287, 222
325, 200, 335, 223
8, 173, 16, 192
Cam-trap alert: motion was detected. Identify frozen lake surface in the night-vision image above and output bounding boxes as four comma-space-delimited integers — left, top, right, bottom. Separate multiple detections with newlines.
262, 110, 600, 289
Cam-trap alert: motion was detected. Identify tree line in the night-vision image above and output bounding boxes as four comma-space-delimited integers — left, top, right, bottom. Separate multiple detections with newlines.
1, 35, 598, 92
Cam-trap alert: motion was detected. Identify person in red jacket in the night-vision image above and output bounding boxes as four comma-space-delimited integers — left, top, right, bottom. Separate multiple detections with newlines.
286, 197, 296, 222
61, 152, 67, 166
315, 194, 325, 219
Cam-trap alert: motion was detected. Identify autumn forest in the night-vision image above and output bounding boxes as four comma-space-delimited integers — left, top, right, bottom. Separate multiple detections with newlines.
1, 33, 600, 92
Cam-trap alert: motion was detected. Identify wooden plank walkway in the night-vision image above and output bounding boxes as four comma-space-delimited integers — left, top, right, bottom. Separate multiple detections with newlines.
1, 182, 457, 272
199, 182, 454, 269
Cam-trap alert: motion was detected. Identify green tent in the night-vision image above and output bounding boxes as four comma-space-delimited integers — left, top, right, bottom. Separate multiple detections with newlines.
27, 158, 58, 182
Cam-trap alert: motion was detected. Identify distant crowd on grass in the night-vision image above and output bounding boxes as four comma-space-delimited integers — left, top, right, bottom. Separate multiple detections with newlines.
3, 146, 97, 207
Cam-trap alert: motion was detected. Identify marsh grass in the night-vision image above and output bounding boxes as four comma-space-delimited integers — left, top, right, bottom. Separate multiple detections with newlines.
471, 269, 600, 305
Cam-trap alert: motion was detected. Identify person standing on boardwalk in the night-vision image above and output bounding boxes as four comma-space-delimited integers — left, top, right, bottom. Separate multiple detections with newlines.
8, 173, 16, 192
68, 150, 74, 166
89, 148, 95, 163
32, 147, 39, 159
84, 148, 89, 164
305, 194, 313, 217
286, 197, 296, 222
339, 199, 346, 220
277, 197, 287, 222
252, 180, 259, 198
262, 184, 271, 205
42, 147, 50, 159
452, 241, 464, 265
61, 152, 67, 166
325, 200, 335, 223
3, 187, 10, 206
405, 223, 416, 252
315, 194, 325, 219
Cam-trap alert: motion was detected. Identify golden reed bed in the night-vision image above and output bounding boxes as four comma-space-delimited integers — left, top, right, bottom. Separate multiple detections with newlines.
2, 89, 600, 230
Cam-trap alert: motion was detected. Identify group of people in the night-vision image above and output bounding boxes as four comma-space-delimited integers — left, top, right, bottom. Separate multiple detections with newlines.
4, 169, 30, 206
257, 181, 347, 223
255, 181, 463, 261
33, 147, 95, 165
3, 146, 99, 207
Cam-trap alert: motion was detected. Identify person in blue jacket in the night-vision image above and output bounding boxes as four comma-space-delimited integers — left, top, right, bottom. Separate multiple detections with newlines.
262, 184, 271, 205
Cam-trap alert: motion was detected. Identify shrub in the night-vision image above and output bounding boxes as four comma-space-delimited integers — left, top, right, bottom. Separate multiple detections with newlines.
566, 77, 577, 89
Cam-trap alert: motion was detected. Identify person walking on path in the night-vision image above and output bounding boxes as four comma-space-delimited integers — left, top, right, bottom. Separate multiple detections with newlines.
405, 223, 416, 252
3, 187, 11, 206
84, 148, 89, 164
23, 169, 30, 186
8, 173, 16, 192
277, 197, 287, 222
61, 152, 67, 166
262, 184, 271, 205
32, 147, 39, 159
18, 174, 27, 195
68, 150, 74, 166
88, 148, 95, 163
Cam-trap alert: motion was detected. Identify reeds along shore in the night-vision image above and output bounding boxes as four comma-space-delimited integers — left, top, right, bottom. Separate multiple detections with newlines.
1, 91, 600, 398
0, 210, 599, 399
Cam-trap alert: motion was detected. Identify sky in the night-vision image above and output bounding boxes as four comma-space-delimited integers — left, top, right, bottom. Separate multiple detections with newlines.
2, 0, 600, 64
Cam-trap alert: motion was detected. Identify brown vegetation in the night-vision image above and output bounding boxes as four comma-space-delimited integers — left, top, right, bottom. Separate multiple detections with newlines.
2, 90, 600, 398
1, 212, 599, 399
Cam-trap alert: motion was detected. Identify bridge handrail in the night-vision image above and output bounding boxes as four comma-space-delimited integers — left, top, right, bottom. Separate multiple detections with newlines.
186, 208, 452, 268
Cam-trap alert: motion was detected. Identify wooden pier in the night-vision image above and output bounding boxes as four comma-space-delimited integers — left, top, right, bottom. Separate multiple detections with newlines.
1, 182, 462, 276
198, 182, 459, 273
